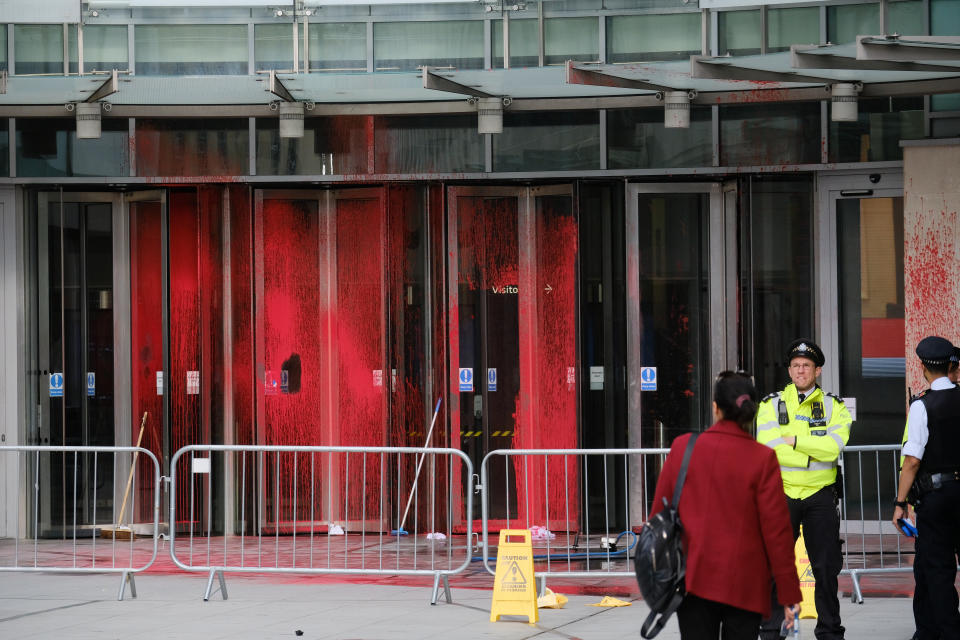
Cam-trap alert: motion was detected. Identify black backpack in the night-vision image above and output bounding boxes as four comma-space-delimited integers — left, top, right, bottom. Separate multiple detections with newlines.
634, 433, 699, 639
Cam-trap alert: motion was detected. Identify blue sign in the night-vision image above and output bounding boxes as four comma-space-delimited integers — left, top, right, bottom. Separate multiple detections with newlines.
458, 368, 473, 392
280, 369, 289, 394
487, 368, 497, 392
86, 372, 95, 397
640, 366, 657, 391
49, 373, 64, 398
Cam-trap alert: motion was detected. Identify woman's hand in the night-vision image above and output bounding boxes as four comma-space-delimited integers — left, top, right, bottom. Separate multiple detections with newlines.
783, 604, 800, 631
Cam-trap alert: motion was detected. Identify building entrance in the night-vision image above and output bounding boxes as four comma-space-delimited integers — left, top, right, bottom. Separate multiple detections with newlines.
29, 193, 120, 537
447, 185, 579, 530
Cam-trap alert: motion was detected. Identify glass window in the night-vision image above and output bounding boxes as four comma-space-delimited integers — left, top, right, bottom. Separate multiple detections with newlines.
135, 119, 247, 176
0, 122, 8, 177
544, 17, 597, 66
493, 111, 599, 172
68, 25, 79, 75
135, 25, 247, 75
16, 118, 129, 177
309, 22, 366, 72
14, 24, 63, 75
607, 107, 712, 169
607, 13, 701, 63
256, 116, 369, 176
374, 114, 483, 173
83, 25, 128, 73
492, 19, 538, 68
829, 97, 924, 162
932, 117, 960, 136
374, 21, 482, 72
0, 26, 6, 71
742, 176, 814, 395
768, 7, 820, 52
255, 23, 294, 71
930, 0, 960, 112
888, 0, 925, 35
828, 3, 880, 44
720, 103, 820, 166
719, 10, 761, 56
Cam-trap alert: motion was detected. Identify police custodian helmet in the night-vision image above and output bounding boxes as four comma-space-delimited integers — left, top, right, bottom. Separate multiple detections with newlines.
915, 336, 956, 367
785, 338, 825, 368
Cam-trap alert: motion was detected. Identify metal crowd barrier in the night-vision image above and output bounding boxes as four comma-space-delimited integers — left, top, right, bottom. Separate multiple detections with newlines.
168, 444, 473, 603
839, 444, 916, 603
0, 445, 162, 600
479, 447, 669, 590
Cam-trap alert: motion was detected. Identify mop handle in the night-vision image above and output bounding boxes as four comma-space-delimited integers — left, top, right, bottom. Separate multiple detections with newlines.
117, 411, 148, 527
398, 397, 443, 532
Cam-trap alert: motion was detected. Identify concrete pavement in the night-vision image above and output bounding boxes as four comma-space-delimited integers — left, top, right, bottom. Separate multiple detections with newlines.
0, 571, 918, 639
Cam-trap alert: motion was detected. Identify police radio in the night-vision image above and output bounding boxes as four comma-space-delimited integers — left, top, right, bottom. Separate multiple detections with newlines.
778, 400, 789, 425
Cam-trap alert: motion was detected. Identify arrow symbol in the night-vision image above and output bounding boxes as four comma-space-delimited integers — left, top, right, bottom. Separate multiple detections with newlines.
544, 284, 553, 294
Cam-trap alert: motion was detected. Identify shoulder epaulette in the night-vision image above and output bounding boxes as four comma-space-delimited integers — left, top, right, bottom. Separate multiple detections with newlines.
761, 392, 780, 403
825, 392, 843, 403
909, 388, 929, 404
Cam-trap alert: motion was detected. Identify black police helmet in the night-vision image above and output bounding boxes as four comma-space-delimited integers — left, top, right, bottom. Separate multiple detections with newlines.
915, 336, 955, 366
785, 338, 825, 368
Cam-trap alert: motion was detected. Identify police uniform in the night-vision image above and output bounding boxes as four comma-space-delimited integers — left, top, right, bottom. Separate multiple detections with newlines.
757, 340, 852, 640
896, 337, 960, 640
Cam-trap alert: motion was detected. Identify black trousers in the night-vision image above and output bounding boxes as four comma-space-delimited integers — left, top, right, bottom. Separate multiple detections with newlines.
676, 593, 761, 640
760, 486, 844, 640
914, 481, 960, 640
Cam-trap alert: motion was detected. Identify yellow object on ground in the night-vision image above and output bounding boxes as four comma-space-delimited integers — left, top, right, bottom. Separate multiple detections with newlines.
537, 588, 568, 609
490, 529, 538, 623
796, 526, 818, 619
586, 596, 632, 607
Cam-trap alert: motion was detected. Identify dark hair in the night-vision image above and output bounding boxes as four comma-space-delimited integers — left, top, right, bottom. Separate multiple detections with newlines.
926, 361, 951, 376
714, 371, 759, 427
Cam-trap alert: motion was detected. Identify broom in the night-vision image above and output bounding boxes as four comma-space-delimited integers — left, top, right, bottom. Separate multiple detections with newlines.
101, 411, 148, 540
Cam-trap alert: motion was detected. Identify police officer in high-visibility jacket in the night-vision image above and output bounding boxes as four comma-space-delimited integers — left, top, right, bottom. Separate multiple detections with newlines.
757, 339, 852, 640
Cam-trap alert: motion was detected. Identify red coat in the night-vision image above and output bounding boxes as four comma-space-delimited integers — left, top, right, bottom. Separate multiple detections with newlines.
650, 419, 802, 616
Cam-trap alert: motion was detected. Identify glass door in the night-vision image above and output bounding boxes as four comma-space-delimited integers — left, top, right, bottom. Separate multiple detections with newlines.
447, 185, 579, 530
818, 173, 904, 521
626, 183, 729, 447
32, 192, 119, 537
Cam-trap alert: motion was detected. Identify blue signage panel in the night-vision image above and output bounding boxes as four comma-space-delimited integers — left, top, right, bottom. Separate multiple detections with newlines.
87, 372, 96, 397
49, 373, 64, 398
459, 368, 473, 392
487, 368, 497, 392
640, 366, 657, 391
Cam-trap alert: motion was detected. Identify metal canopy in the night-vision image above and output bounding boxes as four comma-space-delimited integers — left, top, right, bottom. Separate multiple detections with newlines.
2, 34, 960, 113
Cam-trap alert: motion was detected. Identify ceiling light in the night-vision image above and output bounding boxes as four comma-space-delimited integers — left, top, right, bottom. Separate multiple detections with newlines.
661, 90, 695, 129
476, 97, 506, 135
831, 83, 861, 122
75, 102, 102, 139
279, 101, 305, 138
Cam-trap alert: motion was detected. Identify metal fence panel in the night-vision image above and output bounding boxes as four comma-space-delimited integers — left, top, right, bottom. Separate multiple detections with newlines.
0, 445, 161, 600
168, 445, 473, 602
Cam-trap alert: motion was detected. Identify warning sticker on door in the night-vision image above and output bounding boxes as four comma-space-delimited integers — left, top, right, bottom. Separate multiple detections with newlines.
187, 370, 200, 395
459, 368, 473, 392
49, 373, 64, 398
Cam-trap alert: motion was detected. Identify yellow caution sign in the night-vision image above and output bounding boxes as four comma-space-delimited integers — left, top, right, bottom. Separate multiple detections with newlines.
795, 526, 817, 619
490, 529, 538, 623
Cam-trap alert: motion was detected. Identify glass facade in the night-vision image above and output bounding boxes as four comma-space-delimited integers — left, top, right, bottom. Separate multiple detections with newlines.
888, 0, 925, 35
135, 24, 247, 74
256, 116, 370, 176
829, 97, 925, 162
492, 19, 538, 68
14, 24, 63, 75
606, 13, 701, 63
255, 23, 296, 71
931, 0, 960, 111
828, 3, 880, 44
374, 115, 484, 174
721, 103, 821, 166
135, 119, 247, 176
83, 25, 128, 73
0, 124, 7, 177
544, 17, 598, 66
16, 118, 129, 177
493, 111, 599, 172
374, 21, 483, 71
768, 6, 821, 53
607, 107, 712, 169
719, 10, 761, 56
308, 22, 366, 72
0, 25, 6, 72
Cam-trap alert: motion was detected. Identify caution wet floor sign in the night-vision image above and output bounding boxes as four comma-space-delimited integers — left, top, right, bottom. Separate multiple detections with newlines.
490, 529, 538, 623
796, 526, 818, 619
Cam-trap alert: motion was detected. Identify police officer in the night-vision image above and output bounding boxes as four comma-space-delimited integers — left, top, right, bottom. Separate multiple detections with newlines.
757, 339, 852, 640
893, 336, 960, 640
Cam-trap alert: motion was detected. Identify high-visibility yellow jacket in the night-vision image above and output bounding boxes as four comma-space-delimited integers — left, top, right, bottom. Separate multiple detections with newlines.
756, 383, 852, 500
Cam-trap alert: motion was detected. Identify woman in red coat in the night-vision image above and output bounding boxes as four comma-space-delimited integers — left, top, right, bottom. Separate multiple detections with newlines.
650, 371, 802, 639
